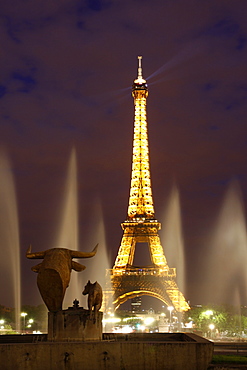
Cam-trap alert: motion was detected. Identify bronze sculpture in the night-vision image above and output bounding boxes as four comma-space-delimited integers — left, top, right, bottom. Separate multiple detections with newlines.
26, 244, 98, 312
82, 280, 102, 319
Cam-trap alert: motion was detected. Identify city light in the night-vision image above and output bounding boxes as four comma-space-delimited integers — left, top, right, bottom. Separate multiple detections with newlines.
0, 319, 4, 330
27, 319, 34, 328
167, 306, 174, 332
102, 317, 121, 324
21, 312, 27, 332
144, 317, 154, 326
204, 310, 213, 316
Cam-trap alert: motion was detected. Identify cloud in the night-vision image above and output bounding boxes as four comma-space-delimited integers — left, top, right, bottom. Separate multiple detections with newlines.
0, 85, 7, 98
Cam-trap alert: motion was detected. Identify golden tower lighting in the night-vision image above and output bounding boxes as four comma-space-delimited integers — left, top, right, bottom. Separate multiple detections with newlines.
105, 57, 189, 313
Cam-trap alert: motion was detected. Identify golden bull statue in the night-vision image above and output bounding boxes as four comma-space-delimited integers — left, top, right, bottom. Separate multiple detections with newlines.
26, 244, 98, 311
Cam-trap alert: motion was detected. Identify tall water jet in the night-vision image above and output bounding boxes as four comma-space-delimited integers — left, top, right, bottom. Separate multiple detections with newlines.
56, 148, 79, 307
81, 201, 110, 285
80, 201, 112, 316
204, 180, 247, 306
0, 149, 21, 331
161, 185, 185, 295
86, 212, 110, 287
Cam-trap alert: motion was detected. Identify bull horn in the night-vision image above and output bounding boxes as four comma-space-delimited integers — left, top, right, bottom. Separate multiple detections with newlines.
26, 244, 46, 259
70, 243, 98, 259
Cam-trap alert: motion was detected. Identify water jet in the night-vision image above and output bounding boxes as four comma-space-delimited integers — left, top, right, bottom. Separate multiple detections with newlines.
56, 148, 80, 307
204, 180, 247, 306
0, 150, 21, 332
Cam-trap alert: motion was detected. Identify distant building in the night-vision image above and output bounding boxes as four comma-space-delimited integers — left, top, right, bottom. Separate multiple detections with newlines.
131, 297, 142, 312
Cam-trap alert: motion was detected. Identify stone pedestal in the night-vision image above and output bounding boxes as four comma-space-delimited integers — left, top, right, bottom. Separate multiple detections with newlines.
48, 307, 102, 341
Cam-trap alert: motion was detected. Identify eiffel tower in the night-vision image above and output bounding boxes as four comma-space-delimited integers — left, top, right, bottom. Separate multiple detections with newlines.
105, 57, 189, 313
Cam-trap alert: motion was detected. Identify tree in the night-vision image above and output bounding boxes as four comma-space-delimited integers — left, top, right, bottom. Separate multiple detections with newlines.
184, 304, 246, 337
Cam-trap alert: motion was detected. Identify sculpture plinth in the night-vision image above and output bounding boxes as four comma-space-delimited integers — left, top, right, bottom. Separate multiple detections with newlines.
48, 307, 102, 341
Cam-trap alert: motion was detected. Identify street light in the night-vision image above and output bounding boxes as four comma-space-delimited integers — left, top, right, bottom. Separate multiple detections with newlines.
21, 312, 27, 333
167, 306, 174, 332
27, 319, 34, 329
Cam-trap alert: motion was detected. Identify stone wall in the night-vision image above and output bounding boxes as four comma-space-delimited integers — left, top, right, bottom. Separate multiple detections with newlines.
0, 334, 213, 370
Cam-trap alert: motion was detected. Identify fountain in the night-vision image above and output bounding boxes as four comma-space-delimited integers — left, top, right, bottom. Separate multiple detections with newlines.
204, 179, 247, 306
0, 149, 21, 332
0, 149, 213, 369
55, 148, 80, 307
161, 184, 185, 295
55, 151, 111, 309
80, 201, 111, 304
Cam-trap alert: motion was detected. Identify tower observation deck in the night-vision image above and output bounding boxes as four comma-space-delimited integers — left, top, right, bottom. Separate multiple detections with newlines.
105, 57, 189, 313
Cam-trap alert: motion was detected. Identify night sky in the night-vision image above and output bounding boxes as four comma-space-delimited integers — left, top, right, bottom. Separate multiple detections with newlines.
0, 0, 247, 311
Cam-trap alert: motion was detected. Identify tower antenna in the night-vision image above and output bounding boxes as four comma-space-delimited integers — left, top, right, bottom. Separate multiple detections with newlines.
138, 56, 143, 79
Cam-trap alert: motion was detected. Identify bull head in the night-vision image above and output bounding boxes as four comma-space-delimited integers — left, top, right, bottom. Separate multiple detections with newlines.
26, 244, 98, 312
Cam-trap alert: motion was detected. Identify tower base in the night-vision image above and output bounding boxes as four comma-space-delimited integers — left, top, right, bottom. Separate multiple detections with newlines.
48, 307, 102, 341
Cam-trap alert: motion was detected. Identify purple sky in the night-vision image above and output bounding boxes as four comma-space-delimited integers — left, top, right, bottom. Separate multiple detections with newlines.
0, 0, 247, 310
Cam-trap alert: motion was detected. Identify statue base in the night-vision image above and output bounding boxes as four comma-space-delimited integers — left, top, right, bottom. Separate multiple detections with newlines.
47, 307, 102, 341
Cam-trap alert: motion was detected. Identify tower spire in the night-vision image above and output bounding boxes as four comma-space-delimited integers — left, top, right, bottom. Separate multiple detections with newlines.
128, 56, 153, 219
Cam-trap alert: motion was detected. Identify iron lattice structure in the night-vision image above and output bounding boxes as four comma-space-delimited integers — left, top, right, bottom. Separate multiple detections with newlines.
105, 57, 189, 313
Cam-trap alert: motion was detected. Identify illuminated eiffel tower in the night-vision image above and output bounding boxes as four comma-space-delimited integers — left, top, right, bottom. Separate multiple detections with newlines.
105, 57, 189, 313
